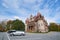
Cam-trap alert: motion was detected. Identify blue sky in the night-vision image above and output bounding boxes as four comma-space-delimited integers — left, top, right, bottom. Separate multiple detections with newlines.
0, 0, 60, 24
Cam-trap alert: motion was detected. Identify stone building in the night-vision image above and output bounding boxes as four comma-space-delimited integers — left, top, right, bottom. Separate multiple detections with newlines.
25, 12, 48, 32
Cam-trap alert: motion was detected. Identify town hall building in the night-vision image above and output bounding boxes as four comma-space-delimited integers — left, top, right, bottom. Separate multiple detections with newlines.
25, 12, 48, 32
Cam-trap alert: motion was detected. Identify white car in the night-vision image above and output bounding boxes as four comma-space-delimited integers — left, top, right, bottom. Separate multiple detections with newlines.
8, 30, 25, 36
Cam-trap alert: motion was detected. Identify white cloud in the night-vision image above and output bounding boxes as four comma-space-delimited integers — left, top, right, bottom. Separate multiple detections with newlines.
45, 12, 60, 24
45, 17, 56, 25
2, 2, 9, 8
3, 0, 19, 8
2, 0, 32, 14
1, 0, 60, 24
53, 12, 60, 21
13, 16, 26, 23
23, 0, 36, 4
0, 15, 9, 21
14, 16, 20, 19
14, 8, 28, 14
23, 0, 43, 5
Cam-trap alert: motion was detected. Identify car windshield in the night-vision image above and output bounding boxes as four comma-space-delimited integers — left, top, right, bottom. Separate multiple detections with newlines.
7, 30, 16, 33
11, 31, 16, 32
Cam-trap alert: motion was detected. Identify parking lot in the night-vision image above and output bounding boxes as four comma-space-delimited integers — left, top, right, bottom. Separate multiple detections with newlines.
0, 32, 60, 40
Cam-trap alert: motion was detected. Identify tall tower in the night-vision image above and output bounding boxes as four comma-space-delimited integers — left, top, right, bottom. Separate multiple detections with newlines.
29, 14, 34, 22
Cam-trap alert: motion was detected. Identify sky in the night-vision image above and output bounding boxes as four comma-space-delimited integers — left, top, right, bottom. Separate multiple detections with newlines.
0, 0, 60, 24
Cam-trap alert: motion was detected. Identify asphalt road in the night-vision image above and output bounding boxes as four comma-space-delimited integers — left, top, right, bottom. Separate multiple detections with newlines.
0, 32, 9, 40
0, 32, 60, 40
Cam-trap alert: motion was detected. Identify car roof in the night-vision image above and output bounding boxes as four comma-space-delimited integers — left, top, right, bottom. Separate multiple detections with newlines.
8, 30, 16, 31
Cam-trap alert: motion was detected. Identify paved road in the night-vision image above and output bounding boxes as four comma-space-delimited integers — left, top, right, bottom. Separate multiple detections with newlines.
0, 32, 60, 40
9, 32, 60, 40
0, 32, 9, 40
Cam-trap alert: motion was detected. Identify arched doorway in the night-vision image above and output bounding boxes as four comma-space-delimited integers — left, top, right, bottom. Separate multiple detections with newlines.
27, 22, 35, 32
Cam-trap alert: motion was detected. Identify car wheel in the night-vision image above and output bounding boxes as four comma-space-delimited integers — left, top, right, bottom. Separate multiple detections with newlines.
23, 34, 25, 36
10, 34, 14, 36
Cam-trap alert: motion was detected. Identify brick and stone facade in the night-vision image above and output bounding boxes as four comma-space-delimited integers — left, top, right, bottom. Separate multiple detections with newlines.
25, 12, 48, 32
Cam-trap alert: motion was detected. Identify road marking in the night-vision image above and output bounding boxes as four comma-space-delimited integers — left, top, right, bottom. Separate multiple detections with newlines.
6, 33, 10, 40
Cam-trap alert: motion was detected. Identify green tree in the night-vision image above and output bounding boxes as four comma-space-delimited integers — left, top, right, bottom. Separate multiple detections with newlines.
6, 19, 25, 31
0, 24, 5, 32
58, 24, 60, 31
49, 23, 58, 31
12, 19, 25, 31
0, 24, 3, 31
6, 20, 13, 30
